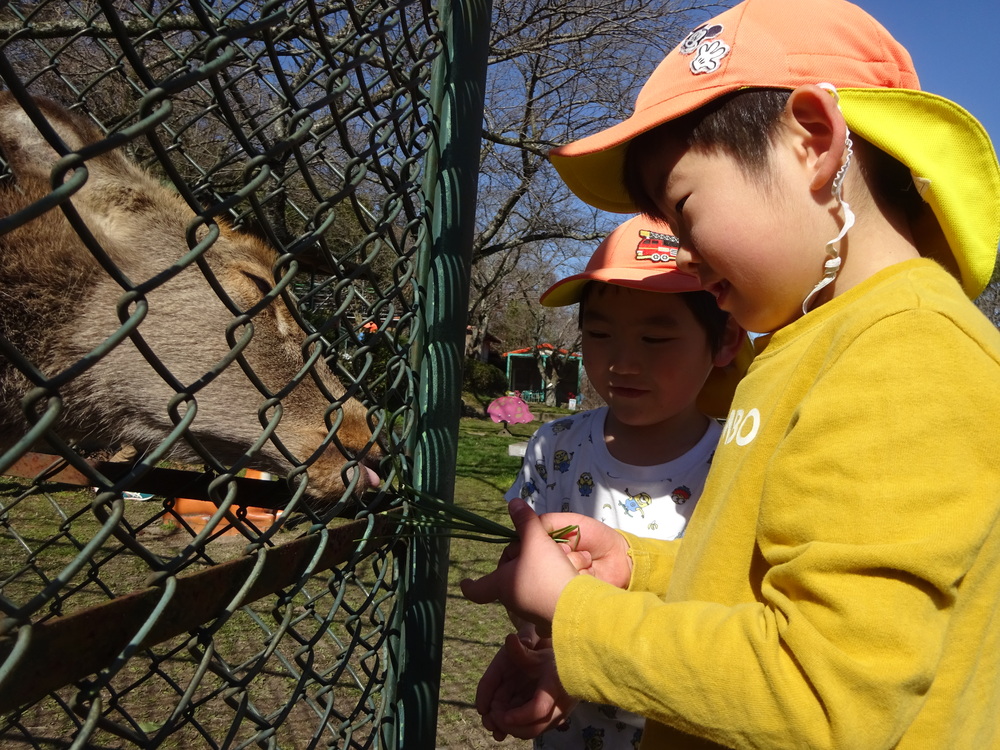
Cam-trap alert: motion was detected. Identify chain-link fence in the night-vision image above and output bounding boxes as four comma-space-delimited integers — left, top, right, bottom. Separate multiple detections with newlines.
0, 1, 489, 746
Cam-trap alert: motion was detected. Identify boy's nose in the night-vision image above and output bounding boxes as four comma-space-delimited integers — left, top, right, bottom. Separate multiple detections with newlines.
675, 244, 700, 277
609, 343, 642, 374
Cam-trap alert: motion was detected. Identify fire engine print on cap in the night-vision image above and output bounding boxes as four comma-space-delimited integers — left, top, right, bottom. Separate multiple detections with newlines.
635, 228, 681, 265
678, 22, 730, 75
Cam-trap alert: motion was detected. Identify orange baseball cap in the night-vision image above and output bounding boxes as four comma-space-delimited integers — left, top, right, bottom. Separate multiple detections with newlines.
549, 0, 1000, 300
542, 215, 753, 418
540, 215, 700, 307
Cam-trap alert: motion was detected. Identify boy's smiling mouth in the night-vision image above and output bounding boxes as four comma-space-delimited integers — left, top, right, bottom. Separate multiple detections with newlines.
609, 385, 648, 398
705, 279, 730, 304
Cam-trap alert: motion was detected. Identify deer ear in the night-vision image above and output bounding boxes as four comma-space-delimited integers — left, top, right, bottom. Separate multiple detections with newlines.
0, 99, 70, 182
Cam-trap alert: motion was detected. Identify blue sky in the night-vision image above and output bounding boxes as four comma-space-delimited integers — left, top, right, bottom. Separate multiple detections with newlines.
852, 0, 1000, 147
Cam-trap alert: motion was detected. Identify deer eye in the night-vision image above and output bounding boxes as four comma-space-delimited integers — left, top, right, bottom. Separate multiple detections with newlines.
243, 271, 273, 300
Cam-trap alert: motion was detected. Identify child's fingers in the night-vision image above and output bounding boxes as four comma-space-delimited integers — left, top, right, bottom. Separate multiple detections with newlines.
477, 633, 553, 740
562, 548, 593, 571
459, 566, 502, 604
505, 632, 534, 666
495, 637, 570, 734
492, 680, 575, 739
462, 499, 577, 625
460, 498, 548, 605
497, 540, 522, 566
507, 496, 543, 533
480, 709, 509, 742
475, 633, 521, 716
502, 687, 557, 728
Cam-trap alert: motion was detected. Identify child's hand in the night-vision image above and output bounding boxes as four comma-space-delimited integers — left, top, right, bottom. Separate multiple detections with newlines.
461, 499, 578, 626
461, 500, 635, 628
538, 511, 634, 589
476, 631, 578, 741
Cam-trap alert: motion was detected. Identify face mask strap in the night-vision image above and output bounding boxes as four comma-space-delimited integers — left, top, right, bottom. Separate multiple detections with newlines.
802, 83, 856, 314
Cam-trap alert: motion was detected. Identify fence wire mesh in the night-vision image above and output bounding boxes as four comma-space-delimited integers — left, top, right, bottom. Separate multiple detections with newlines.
0, 0, 468, 746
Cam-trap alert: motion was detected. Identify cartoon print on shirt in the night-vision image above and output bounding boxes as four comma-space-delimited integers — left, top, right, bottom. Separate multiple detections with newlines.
554, 449, 573, 473
578, 472, 595, 497
618, 488, 652, 517
630, 728, 642, 749
671, 486, 692, 505
535, 460, 548, 482
519, 479, 537, 499
551, 419, 573, 434
582, 725, 605, 750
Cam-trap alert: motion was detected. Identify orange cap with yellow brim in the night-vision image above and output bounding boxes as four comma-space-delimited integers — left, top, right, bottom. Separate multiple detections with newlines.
548, 0, 1000, 300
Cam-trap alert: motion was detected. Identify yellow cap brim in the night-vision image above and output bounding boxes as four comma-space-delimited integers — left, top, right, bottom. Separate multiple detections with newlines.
540, 269, 703, 307
838, 88, 1000, 299
550, 142, 634, 214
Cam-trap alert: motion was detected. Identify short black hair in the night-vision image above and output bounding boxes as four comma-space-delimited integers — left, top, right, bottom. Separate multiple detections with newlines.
623, 88, 921, 224
623, 88, 791, 219
578, 282, 730, 355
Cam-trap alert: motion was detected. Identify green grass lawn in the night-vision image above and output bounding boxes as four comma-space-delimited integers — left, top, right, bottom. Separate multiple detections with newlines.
434, 411, 558, 749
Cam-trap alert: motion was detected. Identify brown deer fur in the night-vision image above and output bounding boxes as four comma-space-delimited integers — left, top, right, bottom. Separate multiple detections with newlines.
0, 93, 380, 500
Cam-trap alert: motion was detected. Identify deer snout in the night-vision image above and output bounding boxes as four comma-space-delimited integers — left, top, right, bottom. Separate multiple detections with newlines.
352, 445, 383, 491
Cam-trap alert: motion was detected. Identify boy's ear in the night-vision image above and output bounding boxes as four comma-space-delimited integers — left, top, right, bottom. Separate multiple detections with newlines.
784, 84, 848, 194
698, 318, 753, 419
713, 316, 746, 368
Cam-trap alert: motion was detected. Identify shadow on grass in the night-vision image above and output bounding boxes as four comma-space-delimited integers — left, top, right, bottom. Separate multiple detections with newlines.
436, 416, 545, 748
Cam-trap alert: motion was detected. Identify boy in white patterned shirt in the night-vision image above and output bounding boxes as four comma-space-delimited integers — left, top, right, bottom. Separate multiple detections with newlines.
501, 214, 745, 750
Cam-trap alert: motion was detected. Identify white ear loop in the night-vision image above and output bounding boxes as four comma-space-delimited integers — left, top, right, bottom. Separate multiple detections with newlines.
802, 82, 856, 314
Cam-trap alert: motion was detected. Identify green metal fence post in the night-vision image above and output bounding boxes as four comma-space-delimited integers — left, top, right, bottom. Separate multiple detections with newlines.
400, 0, 492, 745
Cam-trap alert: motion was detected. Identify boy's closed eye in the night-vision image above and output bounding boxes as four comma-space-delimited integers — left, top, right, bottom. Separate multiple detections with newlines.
664, 198, 691, 239
584, 331, 678, 343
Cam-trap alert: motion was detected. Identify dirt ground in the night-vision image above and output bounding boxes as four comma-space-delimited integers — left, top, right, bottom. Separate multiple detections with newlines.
435, 497, 532, 750
436, 585, 531, 750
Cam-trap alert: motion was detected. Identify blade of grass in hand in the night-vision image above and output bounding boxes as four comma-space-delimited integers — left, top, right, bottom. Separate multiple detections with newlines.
397, 483, 580, 546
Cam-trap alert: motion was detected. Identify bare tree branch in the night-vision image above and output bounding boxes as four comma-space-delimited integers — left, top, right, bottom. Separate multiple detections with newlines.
468, 0, 719, 363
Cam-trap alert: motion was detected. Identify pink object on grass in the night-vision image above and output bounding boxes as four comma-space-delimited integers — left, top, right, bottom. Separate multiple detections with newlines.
487, 395, 535, 426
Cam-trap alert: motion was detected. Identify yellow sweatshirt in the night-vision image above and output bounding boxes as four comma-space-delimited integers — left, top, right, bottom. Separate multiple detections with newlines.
553, 259, 1000, 749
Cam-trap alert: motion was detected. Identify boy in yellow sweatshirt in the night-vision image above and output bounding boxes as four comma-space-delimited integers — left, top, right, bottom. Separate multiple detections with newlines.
462, 0, 1000, 747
